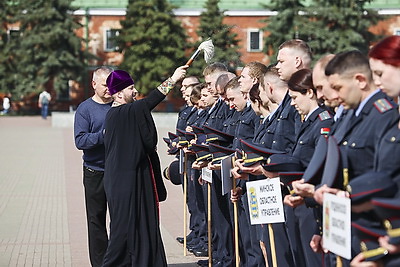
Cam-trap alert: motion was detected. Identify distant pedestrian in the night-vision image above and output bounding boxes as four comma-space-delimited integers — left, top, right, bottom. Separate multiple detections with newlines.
38, 90, 51, 119
1, 93, 11, 115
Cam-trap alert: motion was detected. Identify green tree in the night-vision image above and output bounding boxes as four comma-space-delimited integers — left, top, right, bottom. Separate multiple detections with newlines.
302, 0, 381, 59
118, 0, 187, 95
263, 0, 382, 62
262, 0, 305, 61
188, 0, 242, 75
0, 1, 20, 94
12, 0, 88, 97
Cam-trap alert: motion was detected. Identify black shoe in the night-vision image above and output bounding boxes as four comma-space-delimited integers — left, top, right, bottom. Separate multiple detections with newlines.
187, 240, 201, 252
197, 259, 208, 266
198, 259, 222, 266
187, 243, 198, 253
176, 234, 194, 244
193, 247, 208, 257
176, 237, 184, 244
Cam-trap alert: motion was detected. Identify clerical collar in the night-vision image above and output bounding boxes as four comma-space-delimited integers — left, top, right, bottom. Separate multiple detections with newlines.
112, 101, 123, 107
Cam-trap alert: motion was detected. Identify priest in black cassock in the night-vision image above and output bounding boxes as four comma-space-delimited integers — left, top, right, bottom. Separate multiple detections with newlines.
102, 65, 188, 267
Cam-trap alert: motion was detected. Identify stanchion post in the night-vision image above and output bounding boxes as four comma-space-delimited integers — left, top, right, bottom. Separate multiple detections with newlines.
207, 182, 212, 267
183, 153, 188, 256
232, 157, 240, 267
268, 224, 277, 267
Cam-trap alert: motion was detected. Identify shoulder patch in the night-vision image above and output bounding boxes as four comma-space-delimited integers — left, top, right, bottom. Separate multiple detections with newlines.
318, 110, 332, 121
374, 99, 393, 113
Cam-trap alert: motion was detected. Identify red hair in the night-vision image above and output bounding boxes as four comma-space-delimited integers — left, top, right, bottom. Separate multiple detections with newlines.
369, 35, 400, 68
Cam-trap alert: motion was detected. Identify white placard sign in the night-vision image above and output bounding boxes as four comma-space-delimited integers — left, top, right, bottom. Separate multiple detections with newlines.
202, 167, 213, 183
323, 193, 351, 260
246, 178, 285, 225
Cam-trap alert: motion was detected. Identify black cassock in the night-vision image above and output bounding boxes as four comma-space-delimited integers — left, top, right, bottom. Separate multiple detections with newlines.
103, 89, 167, 267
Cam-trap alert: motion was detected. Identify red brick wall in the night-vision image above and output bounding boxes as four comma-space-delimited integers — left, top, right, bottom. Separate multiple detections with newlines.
76, 13, 400, 69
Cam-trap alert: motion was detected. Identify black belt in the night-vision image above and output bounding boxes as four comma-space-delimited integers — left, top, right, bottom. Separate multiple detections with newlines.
84, 166, 103, 173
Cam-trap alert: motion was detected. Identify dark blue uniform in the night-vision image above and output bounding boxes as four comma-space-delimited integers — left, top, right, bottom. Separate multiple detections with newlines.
203, 99, 234, 266
177, 106, 209, 256
175, 105, 201, 247
336, 91, 398, 180
257, 92, 300, 267
204, 99, 228, 131
289, 107, 333, 267
374, 119, 400, 184
222, 108, 240, 138
232, 104, 260, 149
262, 93, 301, 152
292, 107, 333, 169
231, 104, 264, 267
252, 117, 269, 145
177, 105, 196, 131
332, 91, 398, 266
187, 108, 209, 129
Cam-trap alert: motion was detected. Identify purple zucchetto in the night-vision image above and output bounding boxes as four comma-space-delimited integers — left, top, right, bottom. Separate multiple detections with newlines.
106, 70, 134, 95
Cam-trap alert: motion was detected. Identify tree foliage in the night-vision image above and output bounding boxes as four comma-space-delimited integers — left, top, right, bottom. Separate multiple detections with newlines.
0, 1, 20, 94
187, 0, 242, 76
304, 0, 381, 58
262, 0, 305, 61
117, 0, 187, 95
1, 0, 88, 97
263, 0, 382, 63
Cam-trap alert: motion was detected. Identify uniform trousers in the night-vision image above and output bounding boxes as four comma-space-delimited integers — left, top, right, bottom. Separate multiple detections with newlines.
293, 204, 323, 266
211, 173, 234, 266
83, 166, 108, 267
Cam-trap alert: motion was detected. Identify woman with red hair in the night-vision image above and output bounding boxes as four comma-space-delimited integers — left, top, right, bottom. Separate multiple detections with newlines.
351, 36, 400, 266
369, 35, 400, 99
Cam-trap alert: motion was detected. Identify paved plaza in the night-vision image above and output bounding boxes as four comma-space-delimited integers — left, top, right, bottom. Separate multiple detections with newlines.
0, 115, 202, 266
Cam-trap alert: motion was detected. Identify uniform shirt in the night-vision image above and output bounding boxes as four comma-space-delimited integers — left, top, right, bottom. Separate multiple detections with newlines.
232, 104, 260, 150
203, 99, 229, 131
186, 107, 202, 127
222, 109, 240, 137
291, 107, 333, 169
262, 92, 301, 152
337, 90, 398, 180
374, 121, 400, 182
253, 117, 269, 144
176, 105, 196, 131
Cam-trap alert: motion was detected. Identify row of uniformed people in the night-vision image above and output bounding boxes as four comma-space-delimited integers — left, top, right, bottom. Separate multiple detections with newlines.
231, 46, 399, 266
232, 54, 335, 266
167, 63, 237, 266
284, 37, 400, 266
165, 40, 332, 266
165, 62, 265, 266
164, 43, 326, 266
164, 36, 400, 266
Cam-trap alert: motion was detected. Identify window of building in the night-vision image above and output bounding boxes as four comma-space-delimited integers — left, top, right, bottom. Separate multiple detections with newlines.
247, 29, 262, 52
104, 29, 120, 52
395, 28, 400, 36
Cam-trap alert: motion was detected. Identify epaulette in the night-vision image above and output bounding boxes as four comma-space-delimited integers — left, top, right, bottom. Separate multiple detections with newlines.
374, 98, 393, 113
318, 110, 332, 121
